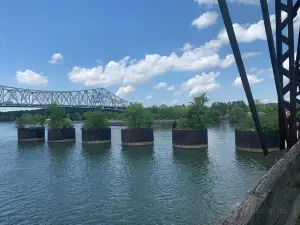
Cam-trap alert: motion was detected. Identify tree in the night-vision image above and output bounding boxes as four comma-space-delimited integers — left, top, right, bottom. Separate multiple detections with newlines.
179, 93, 210, 129
83, 111, 109, 129
124, 103, 153, 128
228, 107, 247, 124
48, 104, 73, 129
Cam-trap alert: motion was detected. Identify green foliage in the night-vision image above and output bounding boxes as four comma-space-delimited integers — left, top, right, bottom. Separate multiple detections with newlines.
228, 107, 247, 124
15, 114, 46, 128
237, 113, 278, 132
124, 103, 153, 128
178, 93, 210, 129
82, 111, 109, 129
48, 104, 73, 129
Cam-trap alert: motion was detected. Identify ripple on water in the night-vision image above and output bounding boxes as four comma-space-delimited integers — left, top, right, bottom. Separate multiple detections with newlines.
0, 124, 281, 225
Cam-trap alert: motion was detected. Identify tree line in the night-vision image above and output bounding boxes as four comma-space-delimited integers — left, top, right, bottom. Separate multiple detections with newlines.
0, 99, 278, 125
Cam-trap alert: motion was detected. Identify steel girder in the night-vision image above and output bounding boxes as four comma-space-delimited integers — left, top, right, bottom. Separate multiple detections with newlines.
276, 0, 300, 147
218, 0, 268, 155
0, 85, 130, 110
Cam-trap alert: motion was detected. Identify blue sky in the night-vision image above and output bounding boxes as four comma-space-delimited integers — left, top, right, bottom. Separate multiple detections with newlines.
0, 0, 285, 106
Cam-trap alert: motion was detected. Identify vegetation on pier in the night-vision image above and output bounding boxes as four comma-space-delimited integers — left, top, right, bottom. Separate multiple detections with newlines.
124, 103, 153, 128
175, 93, 212, 129
82, 111, 109, 129
48, 104, 73, 129
15, 114, 46, 128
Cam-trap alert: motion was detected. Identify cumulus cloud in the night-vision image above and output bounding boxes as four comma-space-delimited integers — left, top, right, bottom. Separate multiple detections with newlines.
67, 10, 270, 88
178, 72, 220, 97
248, 67, 272, 76
115, 85, 134, 97
217, 10, 300, 44
154, 82, 167, 89
68, 41, 258, 87
261, 99, 277, 104
162, 100, 179, 106
171, 100, 178, 105
192, 11, 218, 30
146, 92, 152, 100
233, 74, 264, 87
219, 52, 262, 69
16, 70, 48, 86
166, 85, 175, 91
181, 43, 193, 52
49, 53, 63, 64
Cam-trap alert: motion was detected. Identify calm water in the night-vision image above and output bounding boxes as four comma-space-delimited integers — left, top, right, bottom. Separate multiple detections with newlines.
0, 123, 283, 225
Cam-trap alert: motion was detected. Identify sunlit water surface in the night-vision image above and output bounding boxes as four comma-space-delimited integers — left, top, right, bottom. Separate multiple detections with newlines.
0, 123, 282, 224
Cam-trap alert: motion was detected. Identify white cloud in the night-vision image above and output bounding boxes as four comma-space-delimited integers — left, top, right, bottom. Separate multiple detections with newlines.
162, 100, 179, 106
248, 67, 272, 76
49, 53, 63, 64
181, 43, 193, 52
115, 85, 134, 97
68, 11, 265, 88
283, 76, 289, 85
233, 74, 264, 87
242, 52, 262, 58
146, 92, 152, 100
154, 82, 167, 89
171, 100, 178, 105
194, 0, 261, 5
68, 44, 259, 87
216, 10, 300, 44
220, 52, 262, 68
179, 72, 220, 97
16, 70, 48, 86
261, 99, 277, 104
192, 11, 218, 30
166, 85, 175, 91
218, 20, 270, 43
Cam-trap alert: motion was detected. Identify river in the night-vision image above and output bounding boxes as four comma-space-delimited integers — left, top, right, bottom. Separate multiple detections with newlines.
0, 123, 283, 224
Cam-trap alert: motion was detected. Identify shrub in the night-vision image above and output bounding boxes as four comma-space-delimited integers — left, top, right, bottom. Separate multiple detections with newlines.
237, 113, 278, 132
82, 111, 109, 129
15, 114, 46, 128
178, 93, 210, 129
48, 104, 73, 129
124, 103, 153, 128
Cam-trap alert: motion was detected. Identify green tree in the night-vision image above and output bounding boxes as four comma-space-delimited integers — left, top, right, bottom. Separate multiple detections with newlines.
179, 93, 210, 129
83, 111, 109, 129
48, 104, 73, 129
124, 103, 153, 128
228, 107, 247, 124
15, 114, 46, 128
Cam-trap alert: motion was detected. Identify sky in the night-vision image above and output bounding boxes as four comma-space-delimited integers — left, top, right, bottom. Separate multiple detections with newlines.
0, 0, 291, 106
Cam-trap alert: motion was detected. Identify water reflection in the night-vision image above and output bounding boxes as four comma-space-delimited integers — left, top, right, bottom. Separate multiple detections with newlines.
47, 142, 75, 162
235, 150, 286, 171
172, 148, 209, 165
121, 145, 154, 161
17, 141, 45, 152
81, 143, 111, 159
172, 148, 210, 183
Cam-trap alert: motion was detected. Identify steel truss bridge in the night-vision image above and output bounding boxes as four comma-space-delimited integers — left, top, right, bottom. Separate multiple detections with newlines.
0, 85, 130, 111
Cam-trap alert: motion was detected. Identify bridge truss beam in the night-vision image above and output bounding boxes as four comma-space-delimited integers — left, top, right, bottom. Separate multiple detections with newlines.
0, 86, 130, 111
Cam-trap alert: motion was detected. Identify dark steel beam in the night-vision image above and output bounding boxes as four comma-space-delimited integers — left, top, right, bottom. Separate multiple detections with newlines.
217, 0, 268, 156
287, 0, 297, 146
260, 0, 287, 150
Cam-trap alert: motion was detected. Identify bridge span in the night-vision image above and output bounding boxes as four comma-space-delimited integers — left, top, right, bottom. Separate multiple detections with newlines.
0, 85, 130, 111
